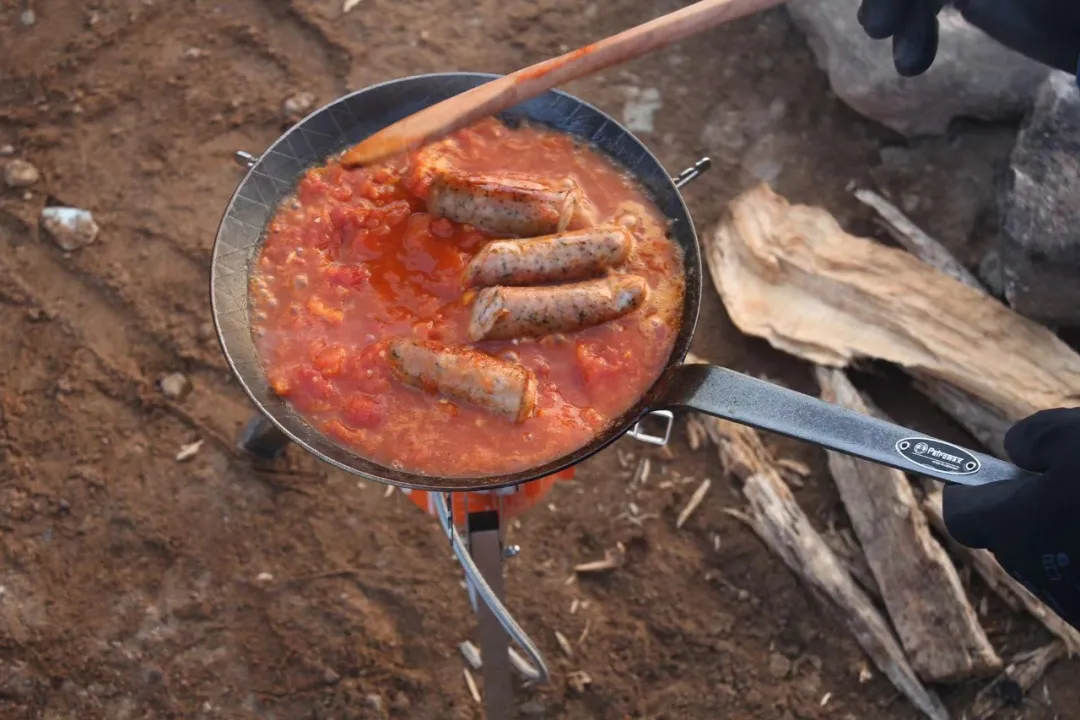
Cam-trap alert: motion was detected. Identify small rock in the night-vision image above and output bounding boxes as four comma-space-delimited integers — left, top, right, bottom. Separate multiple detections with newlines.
322, 668, 341, 685
769, 652, 792, 679
1000, 71, 1080, 325
389, 692, 411, 713
520, 699, 546, 716
25, 307, 43, 322
786, 0, 1049, 136
255, 572, 274, 583
158, 372, 192, 401
364, 693, 385, 712
57, 499, 71, 514
196, 321, 216, 342
183, 47, 206, 60
20, 9, 35, 26
282, 92, 317, 125
56, 377, 74, 394
40, 207, 99, 251
4, 159, 40, 188
0, 145, 15, 157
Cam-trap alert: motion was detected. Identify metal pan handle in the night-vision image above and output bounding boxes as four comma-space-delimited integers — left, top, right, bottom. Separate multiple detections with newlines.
657, 363, 1038, 487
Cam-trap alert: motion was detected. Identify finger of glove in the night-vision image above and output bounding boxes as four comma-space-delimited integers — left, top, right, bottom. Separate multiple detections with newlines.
942, 479, 1027, 549
859, 0, 913, 39
892, 0, 940, 76
1004, 407, 1080, 472
955, 0, 1080, 74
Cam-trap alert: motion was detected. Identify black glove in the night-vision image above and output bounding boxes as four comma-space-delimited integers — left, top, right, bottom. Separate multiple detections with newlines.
858, 0, 1080, 78
943, 408, 1080, 629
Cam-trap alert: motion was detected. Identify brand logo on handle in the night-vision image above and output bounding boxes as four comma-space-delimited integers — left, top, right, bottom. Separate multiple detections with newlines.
896, 438, 980, 475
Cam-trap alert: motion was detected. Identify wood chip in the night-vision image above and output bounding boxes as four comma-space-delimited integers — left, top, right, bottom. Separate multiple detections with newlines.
569, 599, 579, 615
633, 457, 651, 486
554, 630, 574, 658
383, 484, 395, 497
574, 552, 620, 574
459, 641, 482, 670
676, 478, 711, 529
567, 670, 592, 694
578, 620, 591, 646
175, 439, 204, 462
776, 458, 811, 476
820, 692, 832, 707
776, 457, 810, 487
463, 667, 481, 704
686, 415, 707, 451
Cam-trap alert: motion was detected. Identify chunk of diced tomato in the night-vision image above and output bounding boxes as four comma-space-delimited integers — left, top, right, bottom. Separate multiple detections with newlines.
312, 345, 347, 377
306, 296, 344, 325
575, 341, 619, 384
323, 419, 365, 445
343, 394, 384, 428
325, 263, 370, 289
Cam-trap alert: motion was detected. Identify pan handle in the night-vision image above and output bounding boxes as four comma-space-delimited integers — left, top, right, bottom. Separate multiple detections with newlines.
656, 363, 1038, 487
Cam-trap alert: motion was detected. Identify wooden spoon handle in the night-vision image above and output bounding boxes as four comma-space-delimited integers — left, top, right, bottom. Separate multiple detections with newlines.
341, 0, 787, 167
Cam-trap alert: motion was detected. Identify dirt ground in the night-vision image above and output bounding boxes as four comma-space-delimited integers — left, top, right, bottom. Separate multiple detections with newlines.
1, 1, 1077, 719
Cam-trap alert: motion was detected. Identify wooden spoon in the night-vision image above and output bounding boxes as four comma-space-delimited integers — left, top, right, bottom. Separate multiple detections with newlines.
340, 0, 787, 168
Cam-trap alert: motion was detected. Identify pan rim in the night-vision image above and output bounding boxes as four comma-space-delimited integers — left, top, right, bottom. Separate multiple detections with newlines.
210, 71, 700, 492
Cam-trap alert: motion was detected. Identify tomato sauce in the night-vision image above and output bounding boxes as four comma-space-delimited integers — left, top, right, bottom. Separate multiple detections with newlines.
251, 118, 685, 477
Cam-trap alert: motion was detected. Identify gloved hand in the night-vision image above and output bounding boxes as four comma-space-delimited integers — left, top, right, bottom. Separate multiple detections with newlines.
943, 408, 1080, 629
857, 0, 1080, 77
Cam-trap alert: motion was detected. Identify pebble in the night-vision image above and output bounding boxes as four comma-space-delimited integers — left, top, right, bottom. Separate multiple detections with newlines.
282, 92, 317, 124
20, 9, 35, 26
4, 159, 40, 188
364, 693, 385, 712
40, 207, 99, 251
322, 668, 341, 685
196, 321, 216, 342
769, 652, 792, 679
158, 372, 192, 401
0, 145, 14, 157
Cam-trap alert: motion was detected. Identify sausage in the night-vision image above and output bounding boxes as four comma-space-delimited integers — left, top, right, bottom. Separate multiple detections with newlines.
428, 171, 578, 238
468, 275, 649, 342
464, 225, 634, 288
386, 338, 538, 423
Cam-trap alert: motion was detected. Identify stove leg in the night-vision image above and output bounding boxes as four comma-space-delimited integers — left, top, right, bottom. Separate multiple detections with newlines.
237, 413, 290, 460
468, 510, 513, 720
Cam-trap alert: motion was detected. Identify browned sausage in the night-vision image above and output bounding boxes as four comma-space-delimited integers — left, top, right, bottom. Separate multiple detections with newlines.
428, 171, 578, 238
464, 225, 634, 288
386, 338, 538, 423
468, 275, 649, 341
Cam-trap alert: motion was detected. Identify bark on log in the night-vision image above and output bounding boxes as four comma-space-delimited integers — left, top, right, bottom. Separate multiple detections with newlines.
700, 416, 949, 720
969, 642, 1065, 720
922, 487, 1080, 656
816, 367, 1001, 682
706, 183, 1080, 422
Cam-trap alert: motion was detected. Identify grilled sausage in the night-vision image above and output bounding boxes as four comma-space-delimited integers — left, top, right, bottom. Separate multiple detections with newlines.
464, 225, 634, 288
386, 338, 538, 423
468, 275, 649, 342
428, 171, 578, 237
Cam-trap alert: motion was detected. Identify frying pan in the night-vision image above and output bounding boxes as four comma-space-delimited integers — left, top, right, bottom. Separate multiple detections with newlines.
211, 72, 1038, 492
